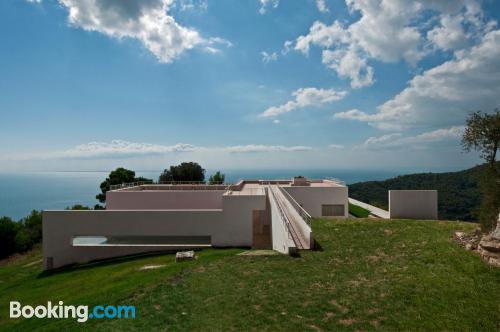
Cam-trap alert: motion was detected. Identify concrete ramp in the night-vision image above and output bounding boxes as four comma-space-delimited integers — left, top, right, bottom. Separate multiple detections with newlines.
268, 186, 313, 253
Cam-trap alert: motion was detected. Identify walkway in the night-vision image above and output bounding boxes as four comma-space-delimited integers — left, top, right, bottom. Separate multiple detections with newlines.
348, 198, 390, 219
270, 185, 312, 249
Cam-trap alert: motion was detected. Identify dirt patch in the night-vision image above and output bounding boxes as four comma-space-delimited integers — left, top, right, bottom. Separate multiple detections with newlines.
338, 318, 356, 326
238, 250, 278, 256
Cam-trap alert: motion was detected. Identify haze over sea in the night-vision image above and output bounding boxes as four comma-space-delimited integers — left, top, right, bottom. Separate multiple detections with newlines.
1, 169, 432, 220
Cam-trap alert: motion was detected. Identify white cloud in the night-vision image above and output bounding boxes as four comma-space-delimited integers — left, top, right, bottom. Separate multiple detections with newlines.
223, 145, 312, 153
258, 0, 279, 14
316, 0, 328, 13
273, 119, 281, 124
49, 0, 229, 63
261, 87, 347, 117
322, 48, 374, 88
176, 0, 208, 12
12, 140, 314, 160
360, 126, 464, 149
291, 0, 489, 88
427, 15, 468, 51
328, 144, 344, 149
334, 29, 500, 130
261, 51, 278, 63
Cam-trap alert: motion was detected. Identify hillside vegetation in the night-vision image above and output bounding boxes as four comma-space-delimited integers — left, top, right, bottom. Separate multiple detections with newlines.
348, 164, 493, 221
1, 219, 499, 331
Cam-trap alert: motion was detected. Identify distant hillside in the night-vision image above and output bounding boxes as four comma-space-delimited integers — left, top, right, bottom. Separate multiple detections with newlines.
348, 164, 491, 221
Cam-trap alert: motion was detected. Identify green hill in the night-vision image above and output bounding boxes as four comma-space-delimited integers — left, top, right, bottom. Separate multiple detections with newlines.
348, 164, 491, 221
1, 219, 499, 331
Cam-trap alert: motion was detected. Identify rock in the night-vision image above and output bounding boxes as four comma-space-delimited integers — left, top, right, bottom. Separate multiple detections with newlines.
465, 243, 473, 250
491, 222, 500, 240
479, 237, 500, 252
176, 250, 195, 262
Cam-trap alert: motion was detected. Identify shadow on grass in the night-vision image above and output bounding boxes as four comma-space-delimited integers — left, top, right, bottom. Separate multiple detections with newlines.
37, 249, 196, 279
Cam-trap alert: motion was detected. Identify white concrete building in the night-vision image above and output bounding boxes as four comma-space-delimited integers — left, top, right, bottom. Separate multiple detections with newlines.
43, 177, 348, 269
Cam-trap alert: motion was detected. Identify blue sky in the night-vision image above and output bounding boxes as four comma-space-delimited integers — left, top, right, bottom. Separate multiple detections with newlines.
1, 0, 499, 171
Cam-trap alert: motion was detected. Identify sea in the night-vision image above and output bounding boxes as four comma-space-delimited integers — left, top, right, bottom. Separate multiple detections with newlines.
0, 169, 404, 220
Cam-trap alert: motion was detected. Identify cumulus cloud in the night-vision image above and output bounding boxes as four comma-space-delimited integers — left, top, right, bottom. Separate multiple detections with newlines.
261, 87, 347, 118
13, 140, 314, 160
258, 0, 279, 14
261, 51, 278, 63
39, 0, 230, 63
360, 126, 464, 149
316, 0, 328, 13
291, 0, 489, 88
176, 0, 208, 12
334, 29, 500, 130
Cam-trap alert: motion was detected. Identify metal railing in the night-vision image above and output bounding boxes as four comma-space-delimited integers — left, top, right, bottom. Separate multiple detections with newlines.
109, 181, 153, 191
277, 186, 313, 226
268, 186, 303, 248
109, 180, 228, 191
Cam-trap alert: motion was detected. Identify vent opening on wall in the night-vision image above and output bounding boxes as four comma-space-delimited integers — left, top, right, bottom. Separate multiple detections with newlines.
72, 236, 211, 247
321, 204, 345, 217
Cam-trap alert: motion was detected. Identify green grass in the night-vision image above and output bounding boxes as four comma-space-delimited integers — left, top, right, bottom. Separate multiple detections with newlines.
349, 203, 371, 218
1, 219, 499, 331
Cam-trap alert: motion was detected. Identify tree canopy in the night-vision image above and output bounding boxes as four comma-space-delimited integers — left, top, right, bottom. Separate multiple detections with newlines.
208, 171, 225, 184
462, 110, 500, 232
96, 167, 151, 203
159, 162, 205, 183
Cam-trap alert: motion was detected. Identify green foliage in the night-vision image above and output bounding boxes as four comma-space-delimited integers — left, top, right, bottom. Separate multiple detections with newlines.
462, 110, 500, 232
349, 203, 370, 218
0, 217, 19, 259
159, 162, 205, 183
478, 167, 500, 231
462, 110, 500, 165
0, 210, 42, 259
2, 220, 499, 331
97, 167, 152, 203
348, 164, 491, 221
208, 171, 225, 184
66, 204, 91, 210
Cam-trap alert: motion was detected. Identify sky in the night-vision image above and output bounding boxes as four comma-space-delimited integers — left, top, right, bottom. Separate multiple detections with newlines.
0, 0, 499, 172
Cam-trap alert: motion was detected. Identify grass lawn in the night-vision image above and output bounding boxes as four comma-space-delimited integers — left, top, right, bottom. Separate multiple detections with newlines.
1, 219, 499, 331
349, 203, 371, 218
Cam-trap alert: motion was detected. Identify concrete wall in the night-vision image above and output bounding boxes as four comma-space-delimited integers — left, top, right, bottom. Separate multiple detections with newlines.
43, 192, 266, 269
283, 186, 348, 218
389, 190, 438, 220
106, 190, 225, 210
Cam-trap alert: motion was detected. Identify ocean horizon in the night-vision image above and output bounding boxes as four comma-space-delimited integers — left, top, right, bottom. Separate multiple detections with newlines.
0, 168, 447, 220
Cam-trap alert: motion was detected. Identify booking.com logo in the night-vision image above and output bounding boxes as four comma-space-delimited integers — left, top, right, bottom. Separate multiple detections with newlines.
10, 301, 136, 323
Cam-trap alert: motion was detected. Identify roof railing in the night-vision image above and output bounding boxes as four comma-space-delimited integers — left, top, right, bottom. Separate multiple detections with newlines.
277, 185, 313, 226
109, 180, 229, 191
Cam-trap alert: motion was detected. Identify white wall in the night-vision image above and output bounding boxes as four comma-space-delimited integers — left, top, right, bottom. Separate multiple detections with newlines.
389, 190, 438, 220
43, 192, 266, 269
283, 186, 348, 218
106, 190, 225, 210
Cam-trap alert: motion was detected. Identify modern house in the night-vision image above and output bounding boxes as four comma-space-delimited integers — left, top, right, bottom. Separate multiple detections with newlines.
42, 177, 348, 269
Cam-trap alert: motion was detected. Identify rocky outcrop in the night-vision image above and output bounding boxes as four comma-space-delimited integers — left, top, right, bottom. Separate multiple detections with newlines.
454, 222, 500, 267
478, 222, 500, 267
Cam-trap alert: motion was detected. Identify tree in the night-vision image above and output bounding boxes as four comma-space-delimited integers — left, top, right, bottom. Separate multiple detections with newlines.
159, 162, 205, 183
96, 168, 152, 203
208, 171, 225, 184
0, 217, 19, 259
462, 110, 500, 232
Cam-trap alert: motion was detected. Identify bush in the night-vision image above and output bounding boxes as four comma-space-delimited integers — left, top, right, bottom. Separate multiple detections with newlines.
0, 217, 19, 259
349, 203, 371, 218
